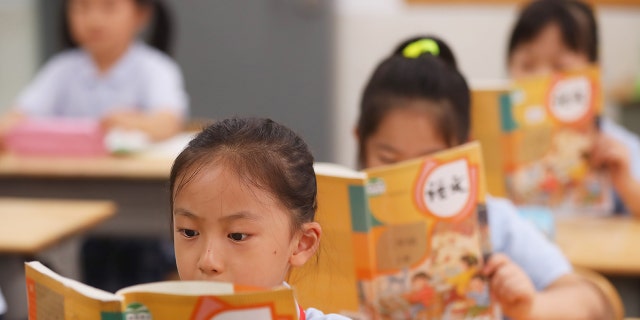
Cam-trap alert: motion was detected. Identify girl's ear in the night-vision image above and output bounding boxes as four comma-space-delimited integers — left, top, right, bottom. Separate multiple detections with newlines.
289, 222, 321, 267
353, 125, 360, 143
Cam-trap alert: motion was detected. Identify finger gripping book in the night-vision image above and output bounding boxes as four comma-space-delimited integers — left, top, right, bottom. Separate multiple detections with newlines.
25, 261, 300, 320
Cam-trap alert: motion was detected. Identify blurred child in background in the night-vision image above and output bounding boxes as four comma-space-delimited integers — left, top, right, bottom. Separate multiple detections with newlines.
0, 0, 188, 144
507, 0, 640, 217
355, 35, 610, 319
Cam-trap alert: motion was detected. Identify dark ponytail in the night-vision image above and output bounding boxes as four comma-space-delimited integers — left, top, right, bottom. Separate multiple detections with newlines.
144, 0, 173, 54
60, 0, 174, 55
357, 36, 471, 167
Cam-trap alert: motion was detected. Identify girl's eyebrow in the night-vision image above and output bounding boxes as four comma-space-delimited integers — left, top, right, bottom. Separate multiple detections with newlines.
173, 208, 200, 219
219, 211, 262, 224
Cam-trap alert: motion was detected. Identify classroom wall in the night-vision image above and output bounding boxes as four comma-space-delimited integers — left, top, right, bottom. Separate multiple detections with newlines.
2, 1, 640, 166
331, 0, 640, 167
0, 0, 39, 111
33, 0, 336, 163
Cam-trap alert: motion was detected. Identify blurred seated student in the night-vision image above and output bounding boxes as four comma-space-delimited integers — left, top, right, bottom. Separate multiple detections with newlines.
0, 288, 4, 320
0, 0, 188, 145
508, 0, 640, 217
355, 35, 611, 320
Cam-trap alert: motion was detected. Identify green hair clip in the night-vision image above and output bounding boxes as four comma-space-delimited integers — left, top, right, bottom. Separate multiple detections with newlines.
402, 39, 440, 59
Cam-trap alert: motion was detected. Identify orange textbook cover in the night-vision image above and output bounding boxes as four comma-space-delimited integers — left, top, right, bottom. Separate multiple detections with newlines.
500, 66, 612, 214
470, 80, 511, 198
294, 142, 498, 320
25, 261, 299, 320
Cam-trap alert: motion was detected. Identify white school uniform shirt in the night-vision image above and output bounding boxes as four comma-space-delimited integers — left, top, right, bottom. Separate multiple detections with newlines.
488, 196, 572, 291
0, 287, 5, 315
15, 42, 188, 118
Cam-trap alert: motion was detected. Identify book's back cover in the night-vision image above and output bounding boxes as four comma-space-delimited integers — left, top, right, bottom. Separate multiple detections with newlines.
119, 286, 299, 320
470, 81, 510, 198
290, 165, 363, 316
356, 142, 497, 320
501, 67, 612, 214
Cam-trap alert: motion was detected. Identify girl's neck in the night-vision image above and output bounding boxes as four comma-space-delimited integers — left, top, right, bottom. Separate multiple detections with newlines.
90, 42, 133, 74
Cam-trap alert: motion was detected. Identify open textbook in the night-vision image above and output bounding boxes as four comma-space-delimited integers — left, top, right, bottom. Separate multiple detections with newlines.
25, 261, 300, 320
501, 67, 611, 214
470, 67, 611, 215
292, 142, 498, 320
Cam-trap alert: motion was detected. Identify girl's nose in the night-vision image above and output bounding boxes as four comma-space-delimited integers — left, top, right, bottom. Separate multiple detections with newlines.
197, 246, 224, 275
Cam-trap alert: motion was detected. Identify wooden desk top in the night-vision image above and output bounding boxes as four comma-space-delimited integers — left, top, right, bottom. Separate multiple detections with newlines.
556, 216, 640, 276
0, 153, 173, 179
0, 197, 116, 254
0, 132, 194, 179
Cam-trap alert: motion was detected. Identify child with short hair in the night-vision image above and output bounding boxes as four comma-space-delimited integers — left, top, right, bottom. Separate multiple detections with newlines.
355, 35, 610, 319
169, 117, 349, 320
508, 0, 640, 217
0, 0, 188, 143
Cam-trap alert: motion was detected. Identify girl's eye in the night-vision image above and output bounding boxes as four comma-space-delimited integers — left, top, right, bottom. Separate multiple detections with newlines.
178, 229, 199, 239
228, 233, 249, 242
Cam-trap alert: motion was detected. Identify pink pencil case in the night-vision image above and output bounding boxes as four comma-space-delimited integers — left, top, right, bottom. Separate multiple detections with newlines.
5, 118, 107, 157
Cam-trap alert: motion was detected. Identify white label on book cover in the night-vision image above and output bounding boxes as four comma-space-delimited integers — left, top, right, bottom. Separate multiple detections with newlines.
548, 77, 591, 123
420, 159, 471, 218
211, 307, 273, 320
525, 105, 546, 124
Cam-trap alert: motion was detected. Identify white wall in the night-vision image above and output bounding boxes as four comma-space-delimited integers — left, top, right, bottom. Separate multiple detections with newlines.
0, 0, 39, 112
332, 0, 640, 167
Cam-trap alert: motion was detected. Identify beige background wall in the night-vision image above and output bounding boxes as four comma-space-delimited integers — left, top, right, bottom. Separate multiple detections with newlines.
0, 0, 39, 112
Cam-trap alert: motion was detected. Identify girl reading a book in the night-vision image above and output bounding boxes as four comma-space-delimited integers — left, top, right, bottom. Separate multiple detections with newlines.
169, 117, 349, 320
508, 0, 640, 217
0, 0, 188, 144
355, 36, 610, 319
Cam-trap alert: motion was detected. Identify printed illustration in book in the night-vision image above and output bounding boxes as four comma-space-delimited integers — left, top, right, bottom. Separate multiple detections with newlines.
25, 261, 300, 320
306, 142, 498, 320
500, 66, 612, 214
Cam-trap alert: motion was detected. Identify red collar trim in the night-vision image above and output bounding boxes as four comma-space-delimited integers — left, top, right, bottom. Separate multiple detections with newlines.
298, 304, 306, 320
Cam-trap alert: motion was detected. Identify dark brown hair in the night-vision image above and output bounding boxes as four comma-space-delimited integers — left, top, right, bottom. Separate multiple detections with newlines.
169, 118, 318, 233
508, 0, 598, 63
356, 35, 470, 167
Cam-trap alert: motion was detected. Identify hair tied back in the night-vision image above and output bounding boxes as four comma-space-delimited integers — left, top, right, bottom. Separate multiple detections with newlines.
402, 39, 440, 59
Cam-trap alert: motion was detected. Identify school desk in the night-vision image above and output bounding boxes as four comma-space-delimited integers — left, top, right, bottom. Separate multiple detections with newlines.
555, 216, 640, 276
0, 133, 193, 236
0, 197, 116, 254
0, 197, 115, 320
0, 134, 191, 320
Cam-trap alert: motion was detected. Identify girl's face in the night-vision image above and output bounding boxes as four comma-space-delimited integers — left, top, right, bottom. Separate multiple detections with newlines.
362, 100, 450, 169
68, 0, 148, 55
509, 23, 590, 79
173, 163, 317, 288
